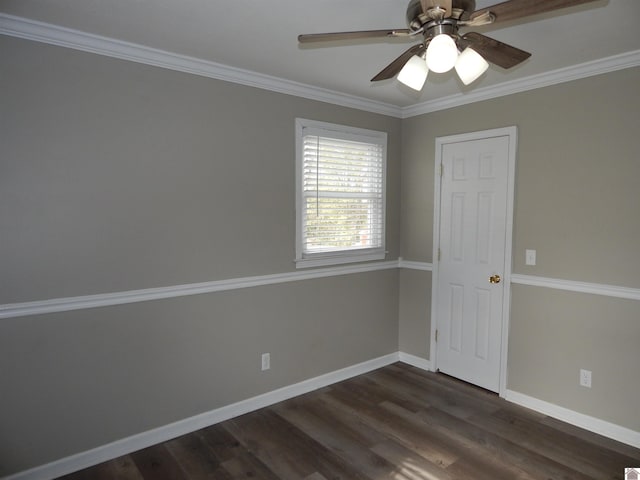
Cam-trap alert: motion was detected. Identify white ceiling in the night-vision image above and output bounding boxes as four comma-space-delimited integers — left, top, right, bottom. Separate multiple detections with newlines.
1, 0, 639, 109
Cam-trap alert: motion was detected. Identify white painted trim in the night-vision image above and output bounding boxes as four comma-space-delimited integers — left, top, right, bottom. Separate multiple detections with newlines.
401, 50, 640, 117
398, 352, 433, 371
430, 127, 518, 397
429, 142, 444, 377
504, 389, 640, 449
4, 353, 400, 480
295, 252, 387, 269
294, 118, 388, 269
398, 258, 433, 271
1, 14, 639, 119
511, 274, 640, 302
499, 129, 518, 396
5, 353, 639, 479
0, 261, 399, 320
0, 13, 400, 118
3, 261, 637, 321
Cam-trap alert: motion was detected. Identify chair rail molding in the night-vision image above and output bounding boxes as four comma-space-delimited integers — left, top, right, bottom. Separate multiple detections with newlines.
6, 265, 639, 321
511, 273, 640, 302
0, 261, 399, 320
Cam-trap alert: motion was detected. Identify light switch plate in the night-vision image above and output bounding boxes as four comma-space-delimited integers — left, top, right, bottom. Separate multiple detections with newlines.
261, 353, 270, 371
525, 249, 536, 266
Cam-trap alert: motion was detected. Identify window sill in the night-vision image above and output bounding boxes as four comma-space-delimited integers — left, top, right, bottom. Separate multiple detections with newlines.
295, 250, 386, 269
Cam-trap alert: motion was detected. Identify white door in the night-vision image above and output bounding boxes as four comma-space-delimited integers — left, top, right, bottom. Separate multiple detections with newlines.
434, 130, 514, 393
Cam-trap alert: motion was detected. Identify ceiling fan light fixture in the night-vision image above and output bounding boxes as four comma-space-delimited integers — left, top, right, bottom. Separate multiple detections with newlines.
425, 33, 458, 73
455, 47, 489, 85
397, 55, 429, 91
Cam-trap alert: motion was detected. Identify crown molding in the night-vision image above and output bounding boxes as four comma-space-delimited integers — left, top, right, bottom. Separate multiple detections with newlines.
401, 49, 640, 117
0, 13, 403, 118
2, 13, 639, 119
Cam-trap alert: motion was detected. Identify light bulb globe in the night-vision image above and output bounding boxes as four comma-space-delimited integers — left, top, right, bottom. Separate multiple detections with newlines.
397, 55, 429, 91
426, 34, 458, 73
455, 47, 489, 85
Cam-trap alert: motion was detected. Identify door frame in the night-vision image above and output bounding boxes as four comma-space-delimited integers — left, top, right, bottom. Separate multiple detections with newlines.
429, 126, 517, 397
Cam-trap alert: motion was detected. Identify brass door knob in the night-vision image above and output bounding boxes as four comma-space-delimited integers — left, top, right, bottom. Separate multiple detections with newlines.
489, 274, 501, 284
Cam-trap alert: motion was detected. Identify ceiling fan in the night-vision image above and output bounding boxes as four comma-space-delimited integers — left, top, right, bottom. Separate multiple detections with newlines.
299, 0, 600, 91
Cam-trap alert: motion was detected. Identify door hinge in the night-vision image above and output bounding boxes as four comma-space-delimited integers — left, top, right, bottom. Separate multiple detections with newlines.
435, 329, 439, 343
439, 163, 444, 177
437, 248, 441, 261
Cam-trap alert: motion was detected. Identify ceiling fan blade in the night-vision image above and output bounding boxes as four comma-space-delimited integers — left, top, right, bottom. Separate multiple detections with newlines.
461, 32, 531, 69
298, 29, 411, 43
420, 0, 453, 18
470, 0, 599, 25
371, 43, 426, 81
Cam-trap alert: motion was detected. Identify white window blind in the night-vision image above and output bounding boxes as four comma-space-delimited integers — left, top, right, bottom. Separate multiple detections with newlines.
296, 119, 386, 268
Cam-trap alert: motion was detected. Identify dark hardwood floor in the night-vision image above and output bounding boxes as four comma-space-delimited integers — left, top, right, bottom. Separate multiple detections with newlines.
59, 363, 640, 479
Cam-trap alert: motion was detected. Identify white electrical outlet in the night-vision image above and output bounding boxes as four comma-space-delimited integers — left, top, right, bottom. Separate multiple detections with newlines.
579, 369, 592, 388
525, 249, 537, 266
261, 353, 270, 371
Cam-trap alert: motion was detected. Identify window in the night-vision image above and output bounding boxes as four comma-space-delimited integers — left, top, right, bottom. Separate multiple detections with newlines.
295, 118, 387, 268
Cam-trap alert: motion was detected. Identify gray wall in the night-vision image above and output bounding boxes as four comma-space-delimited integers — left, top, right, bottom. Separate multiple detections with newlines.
1, 36, 402, 303
0, 272, 399, 475
2, 31, 639, 477
400, 67, 640, 430
0, 36, 401, 476
398, 268, 431, 359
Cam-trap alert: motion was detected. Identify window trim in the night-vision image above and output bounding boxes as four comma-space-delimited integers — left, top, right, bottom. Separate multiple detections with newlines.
295, 118, 387, 269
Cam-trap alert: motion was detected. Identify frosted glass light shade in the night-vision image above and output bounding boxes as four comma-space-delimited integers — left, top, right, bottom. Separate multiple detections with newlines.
397, 55, 429, 91
455, 47, 489, 85
426, 34, 459, 73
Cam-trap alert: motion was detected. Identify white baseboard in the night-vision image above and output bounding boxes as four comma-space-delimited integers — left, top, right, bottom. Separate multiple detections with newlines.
400, 357, 640, 449
7, 353, 639, 480
504, 389, 640, 449
4, 353, 400, 480
398, 352, 432, 371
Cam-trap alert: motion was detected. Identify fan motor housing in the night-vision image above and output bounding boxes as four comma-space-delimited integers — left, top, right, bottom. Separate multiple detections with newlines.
425, 20, 458, 39
406, 0, 476, 30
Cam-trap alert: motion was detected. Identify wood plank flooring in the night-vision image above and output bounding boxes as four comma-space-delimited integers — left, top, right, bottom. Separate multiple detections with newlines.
58, 363, 640, 480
